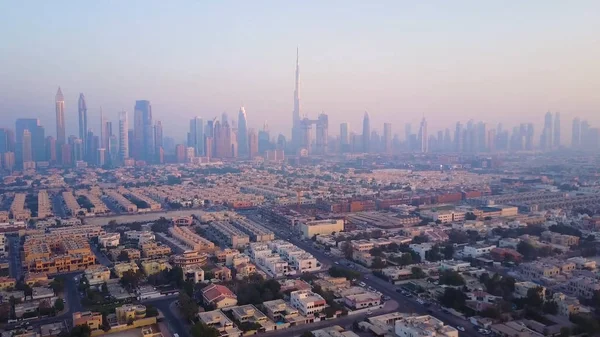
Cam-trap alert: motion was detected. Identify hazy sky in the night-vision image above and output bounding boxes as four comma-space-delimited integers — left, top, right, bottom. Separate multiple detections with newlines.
1, 1, 599, 142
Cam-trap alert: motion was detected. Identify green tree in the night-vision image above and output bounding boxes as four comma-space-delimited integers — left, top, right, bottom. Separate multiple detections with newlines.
190, 322, 220, 337
438, 270, 465, 286
49, 277, 65, 294
341, 241, 354, 259
178, 293, 199, 322
543, 301, 558, 315
300, 332, 314, 337
526, 286, 544, 308
411, 267, 426, 279
371, 257, 386, 269
54, 298, 65, 312
439, 288, 466, 310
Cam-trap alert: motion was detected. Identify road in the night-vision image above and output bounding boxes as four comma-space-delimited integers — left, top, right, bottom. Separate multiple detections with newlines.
90, 242, 113, 266
51, 193, 67, 218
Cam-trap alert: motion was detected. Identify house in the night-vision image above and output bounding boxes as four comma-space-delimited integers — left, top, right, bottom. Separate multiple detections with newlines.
229, 304, 277, 332
290, 290, 327, 316
211, 266, 233, 281
197, 310, 242, 337
72, 311, 103, 332
202, 284, 238, 308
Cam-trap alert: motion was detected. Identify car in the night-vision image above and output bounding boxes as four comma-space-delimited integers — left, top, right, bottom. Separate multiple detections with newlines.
456, 326, 465, 332
395, 288, 403, 293
359, 282, 366, 287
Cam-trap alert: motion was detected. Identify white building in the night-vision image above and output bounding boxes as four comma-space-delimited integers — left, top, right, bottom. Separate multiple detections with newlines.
288, 253, 320, 273
462, 244, 496, 258
409, 243, 434, 261
290, 290, 327, 316
98, 233, 121, 248
395, 315, 459, 337
300, 219, 344, 239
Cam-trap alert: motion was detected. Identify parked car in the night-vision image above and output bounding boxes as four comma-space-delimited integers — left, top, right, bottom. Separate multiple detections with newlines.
456, 326, 465, 332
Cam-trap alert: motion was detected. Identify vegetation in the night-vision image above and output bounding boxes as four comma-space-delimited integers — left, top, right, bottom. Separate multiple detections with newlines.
438, 270, 465, 286
190, 322, 220, 337
50, 277, 65, 294
178, 293, 199, 322
235, 274, 282, 305
328, 266, 361, 280
548, 224, 582, 238
517, 241, 557, 261
54, 298, 65, 312
479, 273, 515, 299
151, 217, 171, 233
439, 288, 466, 310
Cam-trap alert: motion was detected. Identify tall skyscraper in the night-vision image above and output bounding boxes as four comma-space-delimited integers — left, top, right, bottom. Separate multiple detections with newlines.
22, 130, 32, 164
133, 100, 153, 162
78, 93, 88, 157
189, 117, 205, 157
118, 111, 129, 161
340, 123, 349, 147
55, 87, 66, 149
315, 113, 328, 155
154, 120, 163, 161
418, 117, 428, 153
383, 123, 392, 154
553, 112, 561, 148
248, 128, 258, 159
542, 111, 553, 151
0, 128, 15, 154
237, 107, 249, 157
362, 111, 370, 153
45, 136, 56, 162
572, 117, 581, 148
100, 108, 110, 152
15, 119, 42, 166
292, 47, 301, 151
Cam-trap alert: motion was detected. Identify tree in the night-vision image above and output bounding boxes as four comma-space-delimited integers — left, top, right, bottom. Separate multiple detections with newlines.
300, 272, 317, 282
117, 250, 130, 262
101, 282, 109, 294
178, 293, 199, 322
559, 327, 570, 337
438, 270, 465, 286
443, 245, 454, 259
371, 257, 386, 269
300, 332, 314, 337
412, 235, 429, 244
190, 322, 220, 337
411, 267, 427, 279
448, 230, 469, 244
146, 304, 159, 317
50, 277, 65, 294
341, 241, 354, 259
465, 212, 477, 220
526, 287, 545, 308
54, 298, 64, 312
517, 241, 537, 261
439, 288, 466, 310
70, 325, 92, 337
543, 300, 558, 315
120, 270, 144, 291
369, 247, 384, 257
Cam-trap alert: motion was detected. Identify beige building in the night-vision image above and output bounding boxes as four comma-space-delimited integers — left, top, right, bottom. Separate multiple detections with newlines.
113, 262, 140, 278
300, 219, 344, 238
84, 265, 111, 285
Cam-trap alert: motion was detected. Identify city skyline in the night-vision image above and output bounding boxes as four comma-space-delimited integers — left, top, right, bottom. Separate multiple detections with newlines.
1, 2, 599, 139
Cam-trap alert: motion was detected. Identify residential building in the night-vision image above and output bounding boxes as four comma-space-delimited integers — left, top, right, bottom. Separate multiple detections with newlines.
230, 304, 277, 332
197, 310, 242, 337
84, 265, 111, 286
313, 326, 360, 337
0, 276, 16, 290
290, 290, 327, 316
202, 284, 238, 308
343, 291, 381, 310
395, 315, 459, 337
568, 277, 600, 299
553, 292, 586, 317
463, 244, 496, 258
141, 242, 171, 258
169, 225, 215, 251
172, 251, 208, 269
72, 311, 103, 332
141, 259, 171, 276
113, 262, 139, 278
514, 282, 546, 299
184, 266, 205, 283
263, 299, 311, 326
98, 233, 121, 248
409, 243, 434, 261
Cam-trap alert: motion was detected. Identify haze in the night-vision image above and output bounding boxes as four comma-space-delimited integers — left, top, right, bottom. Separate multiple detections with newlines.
1, 1, 599, 140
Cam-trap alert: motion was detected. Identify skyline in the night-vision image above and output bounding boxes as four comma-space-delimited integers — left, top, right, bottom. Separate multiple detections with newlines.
1, 2, 599, 139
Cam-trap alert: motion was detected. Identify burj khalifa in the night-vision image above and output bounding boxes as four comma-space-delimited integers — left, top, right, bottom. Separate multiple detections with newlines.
291, 47, 301, 151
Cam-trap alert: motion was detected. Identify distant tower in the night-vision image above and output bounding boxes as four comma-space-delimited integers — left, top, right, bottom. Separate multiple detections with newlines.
189, 117, 204, 157
553, 112, 561, 148
118, 111, 129, 161
154, 121, 163, 162
292, 47, 301, 151
22, 130, 33, 164
248, 128, 258, 159
362, 111, 370, 153
340, 123, 349, 150
383, 123, 392, 154
572, 117, 581, 148
133, 100, 153, 161
418, 117, 428, 153
542, 111, 553, 151
78, 93, 88, 157
237, 107, 249, 157
55, 87, 66, 147
315, 113, 328, 155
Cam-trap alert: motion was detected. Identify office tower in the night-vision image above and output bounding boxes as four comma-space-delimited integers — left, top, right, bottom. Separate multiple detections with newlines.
189, 117, 205, 157
154, 121, 163, 162
418, 117, 428, 153
215, 121, 237, 158
362, 111, 370, 153
133, 100, 153, 161
371, 130, 381, 153
277, 134, 286, 150
553, 112, 561, 148
22, 130, 33, 164
454, 122, 463, 152
55, 87, 66, 151
383, 123, 392, 154
476, 122, 487, 152
315, 113, 328, 155
292, 47, 301, 151
86, 130, 95, 161
443, 128, 452, 152
300, 118, 312, 153
70, 138, 83, 162
213, 121, 222, 157
340, 122, 349, 151
61, 144, 72, 166
0, 128, 15, 154
572, 118, 581, 148
100, 108, 110, 151
221, 112, 229, 125
248, 128, 258, 159
15, 119, 39, 165
258, 123, 271, 154
580, 120, 591, 149
118, 112, 129, 161
2, 152, 15, 171
78, 93, 88, 157
487, 129, 496, 153
237, 107, 249, 157
45, 136, 56, 162
97, 148, 106, 166
541, 111, 553, 151
175, 144, 186, 163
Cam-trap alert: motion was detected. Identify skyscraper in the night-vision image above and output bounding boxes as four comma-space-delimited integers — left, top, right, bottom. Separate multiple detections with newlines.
78, 93, 88, 157
15, 118, 42, 166
553, 112, 561, 148
100, 108, 110, 152
154, 120, 163, 162
383, 123, 392, 154
22, 130, 32, 164
133, 100, 153, 161
55, 87, 66, 150
362, 111, 370, 153
315, 113, 328, 155
189, 117, 204, 157
0, 128, 15, 154
248, 128, 258, 159
542, 111, 553, 151
340, 123, 349, 149
292, 47, 301, 151
118, 111, 129, 161
572, 118, 581, 148
418, 117, 428, 153
45, 136, 56, 162
237, 107, 248, 157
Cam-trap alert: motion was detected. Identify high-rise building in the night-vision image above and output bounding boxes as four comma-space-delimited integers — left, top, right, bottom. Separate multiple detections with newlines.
383, 123, 392, 154
454, 122, 463, 153
118, 111, 129, 161
340, 123, 349, 149
315, 113, 328, 155
189, 117, 204, 157
572, 118, 581, 148
55, 87, 66, 152
248, 128, 258, 159
0, 128, 15, 154
292, 47, 301, 151
362, 111, 370, 153
525, 123, 534, 151
418, 117, 428, 153
581, 120, 591, 149
22, 130, 33, 164
16, 118, 40, 165
133, 100, 153, 162
541, 111, 553, 151
553, 112, 561, 148
100, 108, 110, 152
258, 123, 271, 154
237, 107, 248, 157
78, 93, 88, 157
45, 136, 56, 162
175, 144, 186, 163
154, 120, 163, 162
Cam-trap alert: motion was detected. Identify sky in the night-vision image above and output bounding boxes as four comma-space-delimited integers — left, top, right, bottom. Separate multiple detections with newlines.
1, 1, 599, 142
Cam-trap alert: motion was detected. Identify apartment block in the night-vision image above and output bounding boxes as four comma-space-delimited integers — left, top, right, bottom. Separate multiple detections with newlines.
141, 258, 171, 276
84, 265, 111, 285
290, 290, 327, 316
300, 219, 344, 239
230, 304, 276, 332
62, 191, 85, 216
172, 251, 208, 269
207, 221, 250, 248
99, 233, 121, 248
72, 311, 103, 332
141, 242, 172, 258
10, 193, 31, 221
23, 235, 96, 274
37, 190, 53, 218
568, 277, 600, 299
168, 225, 215, 251
231, 218, 275, 242
113, 262, 140, 278
395, 315, 459, 337
541, 231, 580, 247
514, 282, 546, 299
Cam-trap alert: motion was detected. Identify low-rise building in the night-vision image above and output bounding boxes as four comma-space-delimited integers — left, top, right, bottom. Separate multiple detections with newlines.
263, 299, 310, 326
0, 276, 16, 290
313, 326, 360, 337
300, 219, 344, 239
409, 243, 434, 261
343, 291, 381, 310
463, 244, 496, 258
141, 259, 172, 276
172, 250, 208, 269
141, 242, 172, 258
202, 284, 238, 308
541, 231, 580, 247
84, 265, 111, 285
197, 310, 242, 337
395, 315, 459, 337
230, 304, 276, 332
290, 290, 327, 316
184, 266, 205, 283
553, 292, 586, 317
514, 282, 546, 299
568, 277, 600, 299
113, 262, 140, 278
98, 233, 121, 248
72, 311, 103, 332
